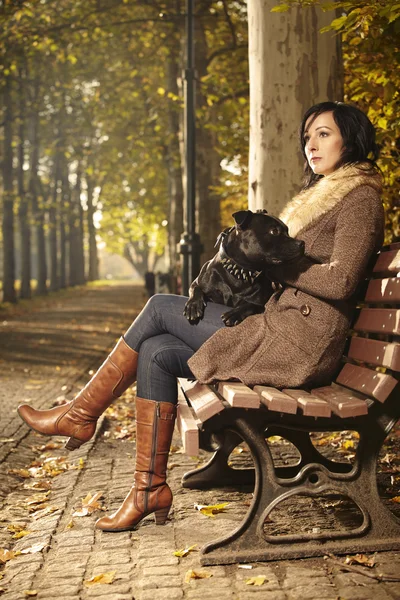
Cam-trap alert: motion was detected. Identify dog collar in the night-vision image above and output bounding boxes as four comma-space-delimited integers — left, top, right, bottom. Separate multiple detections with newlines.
215, 228, 262, 284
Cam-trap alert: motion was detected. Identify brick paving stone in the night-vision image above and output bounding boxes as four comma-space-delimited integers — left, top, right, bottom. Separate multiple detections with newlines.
285, 585, 338, 600
333, 571, 379, 587
337, 586, 394, 600
84, 583, 133, 596
37, 584, 81, 597
136, 556, 179, 568
185, 591, 235, 600
282, 575, 331, 589
142, 565, 180, 576
141, 575, 182, 589
138, 589, 183, 600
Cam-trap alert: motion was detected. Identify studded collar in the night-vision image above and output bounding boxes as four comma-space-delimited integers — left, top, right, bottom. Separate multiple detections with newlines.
215, 227, 262, 284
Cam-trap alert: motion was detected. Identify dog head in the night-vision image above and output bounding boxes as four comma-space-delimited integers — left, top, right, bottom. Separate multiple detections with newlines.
227, 209, 304, 269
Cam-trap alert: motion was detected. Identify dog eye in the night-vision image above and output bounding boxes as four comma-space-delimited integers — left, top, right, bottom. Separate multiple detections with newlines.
268, 227, 280, 236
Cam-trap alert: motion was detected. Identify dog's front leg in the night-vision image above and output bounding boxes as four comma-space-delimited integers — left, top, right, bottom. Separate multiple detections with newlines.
183, 284, 207, 324
221, 302, 264, 327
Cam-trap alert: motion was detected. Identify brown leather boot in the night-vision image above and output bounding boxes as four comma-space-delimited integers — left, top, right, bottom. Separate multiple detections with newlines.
95, 397, 176, 532
18, 337, 138, 450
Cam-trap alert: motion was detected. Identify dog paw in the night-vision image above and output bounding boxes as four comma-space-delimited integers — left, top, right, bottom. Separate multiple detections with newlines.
221, 309, 245, 327
183, 300, 205, 324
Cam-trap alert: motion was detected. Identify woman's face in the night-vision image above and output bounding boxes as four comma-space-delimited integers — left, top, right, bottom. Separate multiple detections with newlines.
303, 111, 344, 176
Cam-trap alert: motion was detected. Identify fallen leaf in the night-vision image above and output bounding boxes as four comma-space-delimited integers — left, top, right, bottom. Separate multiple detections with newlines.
238, 564, 253, 569
391, 496, 400, 504
345, 554, 376, 568
66, 520, 75, 529
23, 481, 52, 491
0, 548, 18, 563
7, 468, 31, 479
0, 438, 15, 443
246, 575, 268, 586
12, 530, 31, 539
73, 491, 104, 517
194, 502, 229, 517
20, 542, 47, 555
174, 544, 197, 557
31, 506, 60, 520
84, 571, 116, 586
184, 569, 212, 583
24, 591, 38, 597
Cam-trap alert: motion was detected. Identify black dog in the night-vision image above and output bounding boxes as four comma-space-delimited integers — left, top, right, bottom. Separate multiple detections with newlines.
183, 209, 304, 326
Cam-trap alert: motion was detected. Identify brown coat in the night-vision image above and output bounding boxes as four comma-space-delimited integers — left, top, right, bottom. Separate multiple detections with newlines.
188, 165, 385, 388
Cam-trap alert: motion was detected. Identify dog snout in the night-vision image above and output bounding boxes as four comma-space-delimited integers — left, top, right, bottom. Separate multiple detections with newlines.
297, 239, 305, 253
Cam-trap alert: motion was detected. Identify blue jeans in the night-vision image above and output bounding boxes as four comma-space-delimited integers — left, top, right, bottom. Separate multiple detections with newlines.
123, 294, 226, 403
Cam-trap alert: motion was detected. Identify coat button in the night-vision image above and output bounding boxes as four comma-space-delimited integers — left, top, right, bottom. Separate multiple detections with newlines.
300, 304, 311, 316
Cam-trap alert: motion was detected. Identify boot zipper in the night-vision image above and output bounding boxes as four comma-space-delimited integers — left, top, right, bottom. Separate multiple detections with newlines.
146, 402, 159, 513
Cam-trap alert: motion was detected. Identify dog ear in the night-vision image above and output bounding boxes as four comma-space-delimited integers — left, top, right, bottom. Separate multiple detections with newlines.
232, 210, 253, 229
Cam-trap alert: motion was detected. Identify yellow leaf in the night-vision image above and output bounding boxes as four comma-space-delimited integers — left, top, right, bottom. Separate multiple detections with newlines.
0, 548, 17, 563
157, 87, 165, 96
73, 491, 104, 517
184, 569, 213, 582
246, 575, 268, 586
391, 496, 400, 503
12, 530, 31, 539
8, 468, 31, 478
66, 520, 75, 529
24, 591, 38, 597
84, 571, 116, 586
194, 502, 229, 517
173, 544, 197, 557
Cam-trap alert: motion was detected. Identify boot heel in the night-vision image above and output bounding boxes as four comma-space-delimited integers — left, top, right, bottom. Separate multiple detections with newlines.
65, 437, 83, 451
154, 506, 171, 525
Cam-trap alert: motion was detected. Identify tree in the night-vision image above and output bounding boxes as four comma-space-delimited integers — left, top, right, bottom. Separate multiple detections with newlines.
248, 0, 343, 215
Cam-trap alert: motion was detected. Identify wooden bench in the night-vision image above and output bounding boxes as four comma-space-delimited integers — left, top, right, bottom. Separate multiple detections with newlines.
176, 243, 400, 565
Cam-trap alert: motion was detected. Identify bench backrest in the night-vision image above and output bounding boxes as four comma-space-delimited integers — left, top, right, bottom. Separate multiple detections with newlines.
334, 244, 400, 405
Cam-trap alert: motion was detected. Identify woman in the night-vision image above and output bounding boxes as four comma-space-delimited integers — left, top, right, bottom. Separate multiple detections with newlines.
18, 101, 385, 532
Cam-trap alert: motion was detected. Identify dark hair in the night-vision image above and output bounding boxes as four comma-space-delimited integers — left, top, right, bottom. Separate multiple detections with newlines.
299, 101, 380, 188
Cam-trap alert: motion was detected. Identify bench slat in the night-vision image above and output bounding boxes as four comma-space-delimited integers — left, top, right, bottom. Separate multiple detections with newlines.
217, 382, 260, 408
336, 363, 398, 403
177, 404, 200, 456
254, 386, 298, 414
311, 385, 368, 417
179, 378, 225, 422
373, 249, 400, 274
282, 389, 332, 418
365, 278, 400, 303
348, 337, 400, 370
353, 307, 400, 335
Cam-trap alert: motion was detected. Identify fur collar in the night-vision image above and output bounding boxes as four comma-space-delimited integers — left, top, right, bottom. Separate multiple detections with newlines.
279, 163, 382, 238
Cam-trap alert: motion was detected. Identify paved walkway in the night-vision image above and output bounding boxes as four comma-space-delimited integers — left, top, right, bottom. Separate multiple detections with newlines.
0, 284, 399, 600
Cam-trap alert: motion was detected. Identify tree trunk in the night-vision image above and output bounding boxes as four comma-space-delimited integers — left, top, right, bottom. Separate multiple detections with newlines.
86, 176, 99, 281
49, 154, 60, 292
1, 73, 17, 303
59, 162, 69, 289
17, 66, 31, 299
29, 95, 47, 296
247, 0, 343, 214
76, 166, 86, 285
68, 166, 85, 286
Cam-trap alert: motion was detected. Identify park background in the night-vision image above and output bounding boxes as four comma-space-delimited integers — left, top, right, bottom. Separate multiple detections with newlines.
0, 0, 399, 303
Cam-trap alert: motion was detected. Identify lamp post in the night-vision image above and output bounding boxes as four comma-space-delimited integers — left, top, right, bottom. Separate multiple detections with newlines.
178, 0, 202, 296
